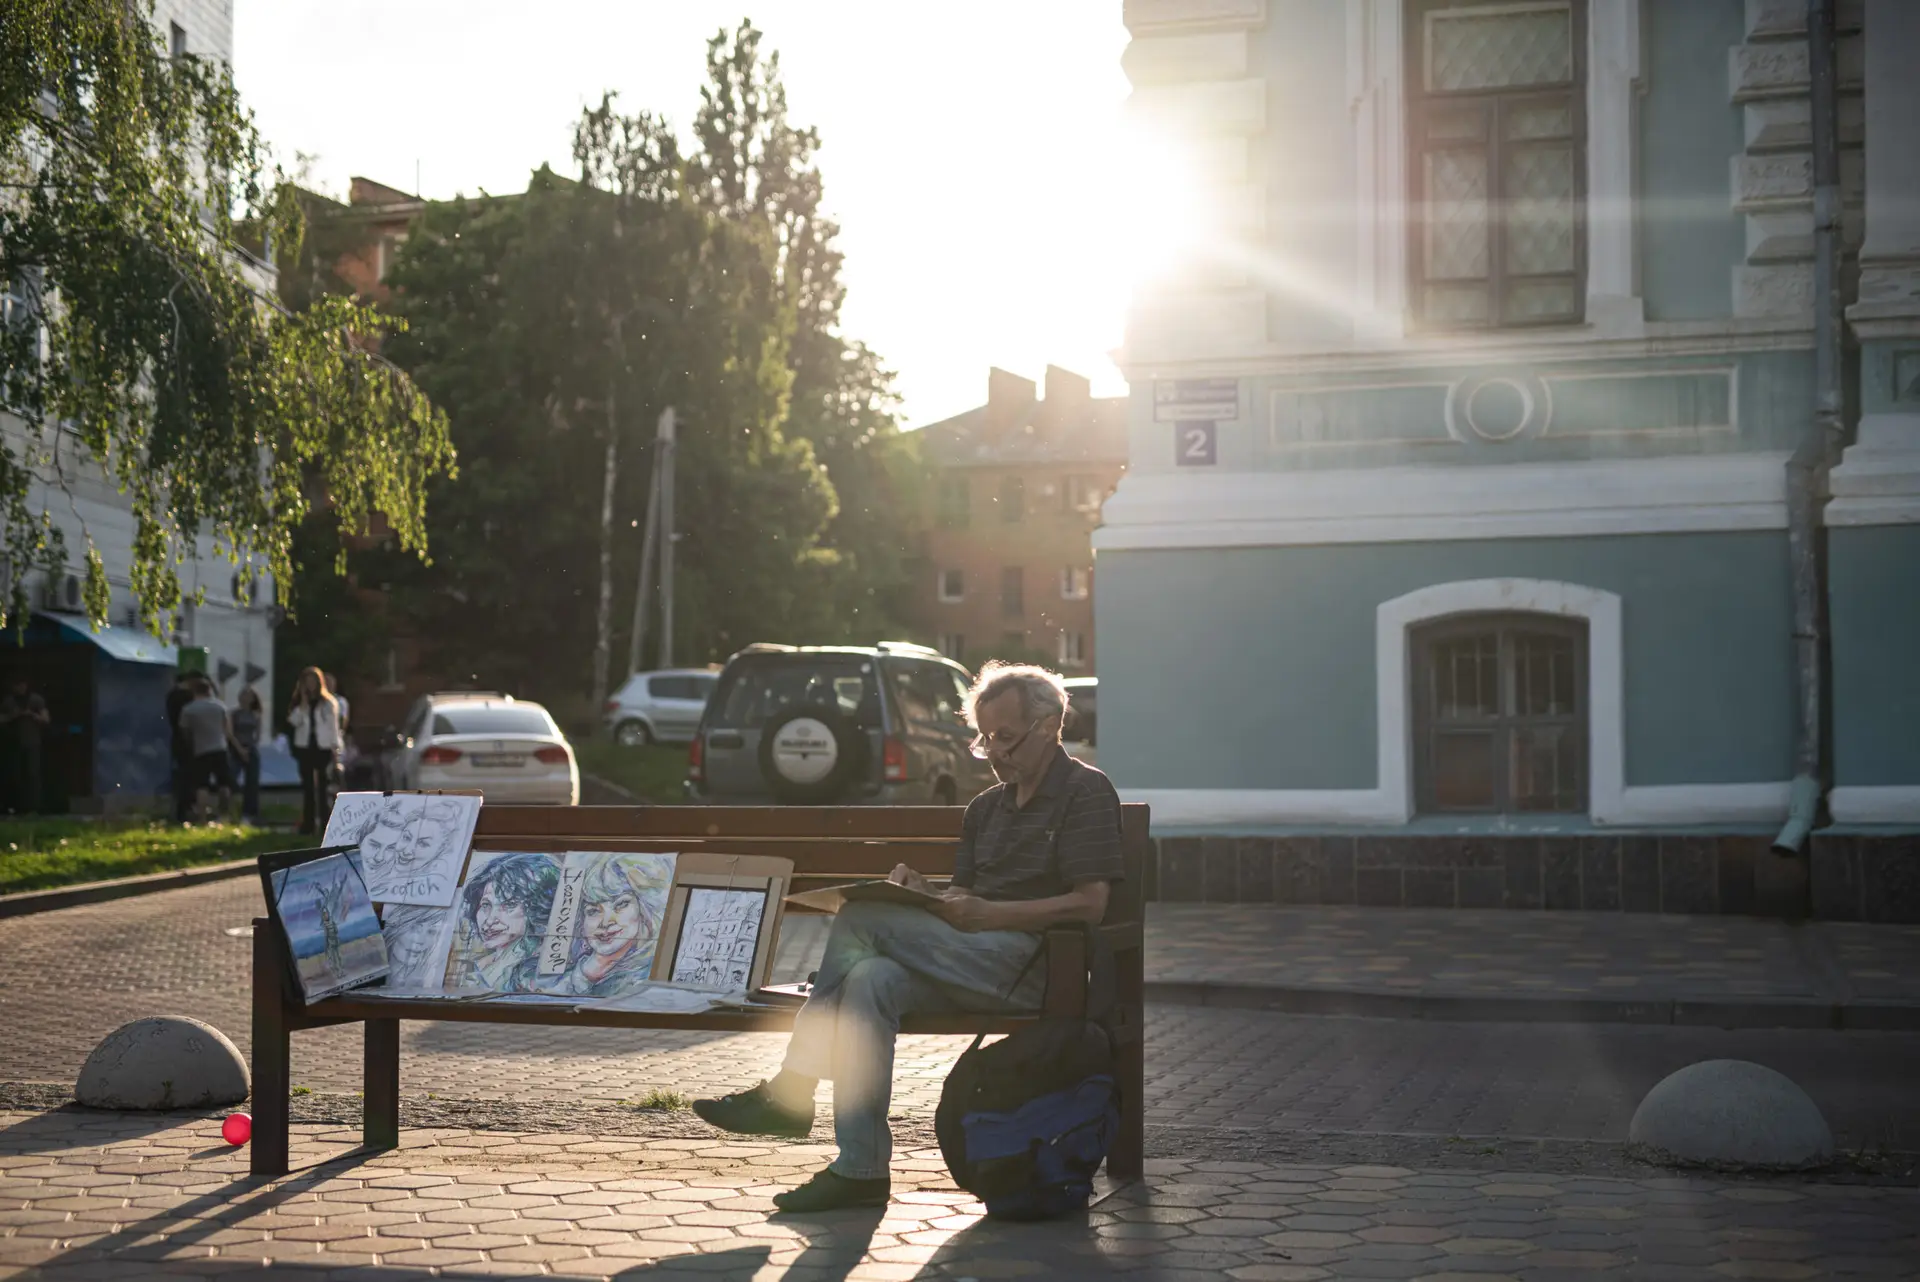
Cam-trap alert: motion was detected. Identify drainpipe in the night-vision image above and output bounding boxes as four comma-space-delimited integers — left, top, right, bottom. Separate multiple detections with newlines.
1774, 0, 1847, 855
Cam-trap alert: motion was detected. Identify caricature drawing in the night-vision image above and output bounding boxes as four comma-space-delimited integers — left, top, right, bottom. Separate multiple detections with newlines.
445, 852, 560, 993
542, 852, 673, 999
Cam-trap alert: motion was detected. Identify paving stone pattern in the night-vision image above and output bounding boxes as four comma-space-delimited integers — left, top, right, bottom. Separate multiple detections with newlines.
6, 883, 1920, 1150
1149, 905, 1920, 1005
1, 1111, 1917, 1281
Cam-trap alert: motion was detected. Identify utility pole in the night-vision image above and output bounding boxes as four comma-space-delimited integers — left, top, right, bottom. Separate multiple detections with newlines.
626, 408, 675, 676
659, 407, 677, 669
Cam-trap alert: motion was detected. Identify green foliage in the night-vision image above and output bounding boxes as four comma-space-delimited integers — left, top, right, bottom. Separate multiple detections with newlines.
0, 0, 453, 634
359, 23, 923, 712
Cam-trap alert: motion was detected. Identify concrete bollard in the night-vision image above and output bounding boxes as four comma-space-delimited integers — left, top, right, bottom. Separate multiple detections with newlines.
75, 1017, 250, 1111
1628, 1058, 1833, 1171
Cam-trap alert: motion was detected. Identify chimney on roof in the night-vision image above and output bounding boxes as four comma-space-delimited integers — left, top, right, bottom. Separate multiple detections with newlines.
1041, 365, 1091, 425
348, 177, 419, 207
985, 367, 1037, 436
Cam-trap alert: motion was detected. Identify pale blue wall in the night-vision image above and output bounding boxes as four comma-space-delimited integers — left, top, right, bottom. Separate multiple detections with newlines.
1096, 532, 1796, 793
1830, 526, 1920, 787
1640, 0, 1747, 322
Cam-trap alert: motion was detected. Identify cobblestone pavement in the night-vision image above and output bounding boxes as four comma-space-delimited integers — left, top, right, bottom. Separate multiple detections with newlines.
1, 1110, 1917, 1281
1150, 906, 1920, 1006
6, 881, 1920, 1150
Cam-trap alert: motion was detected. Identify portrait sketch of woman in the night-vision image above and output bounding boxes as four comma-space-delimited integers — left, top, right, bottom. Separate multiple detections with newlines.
542, 852, 673, 999
444, 851, 560, 993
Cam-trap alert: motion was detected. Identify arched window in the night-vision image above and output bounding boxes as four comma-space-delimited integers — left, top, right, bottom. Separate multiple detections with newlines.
1412, 612, 1587, 813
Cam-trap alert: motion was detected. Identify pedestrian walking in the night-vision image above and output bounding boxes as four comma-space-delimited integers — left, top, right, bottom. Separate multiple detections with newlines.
165, 671, 196, 822
178, 677, 240, 820
286, 667, 341, 835
0, 676, 50, 815
231, 687, 265, 824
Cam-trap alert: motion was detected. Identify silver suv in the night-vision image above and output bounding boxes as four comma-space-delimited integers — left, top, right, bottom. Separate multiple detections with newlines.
602, 668, 719, 746
686, 642, 994, 806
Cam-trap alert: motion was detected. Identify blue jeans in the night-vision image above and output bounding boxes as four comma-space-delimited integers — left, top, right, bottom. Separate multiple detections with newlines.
781, 901, 1043, 1181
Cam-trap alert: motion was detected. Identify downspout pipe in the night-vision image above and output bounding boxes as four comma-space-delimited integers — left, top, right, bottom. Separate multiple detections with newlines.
1774, 0, 1848, 855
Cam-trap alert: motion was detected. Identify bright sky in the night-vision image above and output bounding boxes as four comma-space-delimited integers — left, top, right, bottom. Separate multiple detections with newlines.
232, 2, 1135, 429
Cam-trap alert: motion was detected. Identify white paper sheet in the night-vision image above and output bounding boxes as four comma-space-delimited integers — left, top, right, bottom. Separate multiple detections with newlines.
669, 887, 766, 992
582, 983, 727, 1014
323, 792, 482, 907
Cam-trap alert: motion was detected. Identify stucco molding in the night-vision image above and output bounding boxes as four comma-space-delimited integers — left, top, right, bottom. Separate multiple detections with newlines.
1830, 786, 1920, 825
1092, 453, 1791, 551
1826, 412, 1920, 526
1118, 577, 1792, 829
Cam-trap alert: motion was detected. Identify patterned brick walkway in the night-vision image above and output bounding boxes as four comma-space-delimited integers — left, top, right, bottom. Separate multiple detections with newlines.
1148, 905, 1920, 1009
1, 1110, 1916, 1281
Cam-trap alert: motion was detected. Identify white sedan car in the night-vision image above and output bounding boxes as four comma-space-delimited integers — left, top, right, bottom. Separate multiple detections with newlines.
390, 693, 578, 805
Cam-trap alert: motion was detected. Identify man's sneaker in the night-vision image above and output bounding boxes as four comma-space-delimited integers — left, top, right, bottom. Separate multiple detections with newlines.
691, 1083, 813, 1139
772, 1167, 890, 1213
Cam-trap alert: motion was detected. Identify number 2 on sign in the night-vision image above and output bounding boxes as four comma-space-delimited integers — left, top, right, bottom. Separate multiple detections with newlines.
1177, 422, 1217, 466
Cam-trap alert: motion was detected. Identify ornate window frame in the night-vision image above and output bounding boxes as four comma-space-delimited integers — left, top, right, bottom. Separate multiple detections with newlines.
1347, 0, 1642, 342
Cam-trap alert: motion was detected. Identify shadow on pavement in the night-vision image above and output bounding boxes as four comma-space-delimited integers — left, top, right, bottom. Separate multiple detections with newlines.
0, 1104, 217, 1155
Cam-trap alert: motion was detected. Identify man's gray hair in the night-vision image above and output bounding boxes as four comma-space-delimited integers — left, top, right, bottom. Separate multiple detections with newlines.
964, 661, 1068, 730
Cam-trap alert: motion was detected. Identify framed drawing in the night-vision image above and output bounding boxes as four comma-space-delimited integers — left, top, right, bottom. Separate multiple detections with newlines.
258, 845, 390, 1004
651, 852, 793, 995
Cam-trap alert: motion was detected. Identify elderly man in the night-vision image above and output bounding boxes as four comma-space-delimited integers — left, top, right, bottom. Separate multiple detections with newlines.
693, 662, 1124, 1212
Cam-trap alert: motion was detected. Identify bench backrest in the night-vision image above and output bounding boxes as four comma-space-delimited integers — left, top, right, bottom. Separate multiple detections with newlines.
472, 804, 1149, 924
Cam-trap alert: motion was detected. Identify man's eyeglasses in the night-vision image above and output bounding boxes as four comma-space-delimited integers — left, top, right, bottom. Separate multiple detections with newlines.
968, 713, 1053, 760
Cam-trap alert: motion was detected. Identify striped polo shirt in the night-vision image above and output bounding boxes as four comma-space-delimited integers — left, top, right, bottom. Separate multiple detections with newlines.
952, 748, 1125, 902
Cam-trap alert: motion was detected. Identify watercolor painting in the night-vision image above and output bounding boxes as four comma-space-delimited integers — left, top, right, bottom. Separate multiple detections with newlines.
378, 904, 458, 990
443, 851, 561, 993
670, 887, 766, 992
270, 851, 387, 1002
322, 792, 482, 907
537, 851, 676, 1000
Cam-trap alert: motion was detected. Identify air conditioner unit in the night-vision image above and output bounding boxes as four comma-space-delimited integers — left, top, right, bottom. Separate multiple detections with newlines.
40, 574, 81, 613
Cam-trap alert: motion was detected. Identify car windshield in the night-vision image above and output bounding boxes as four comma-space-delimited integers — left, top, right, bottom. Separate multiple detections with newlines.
709, 657, 880, 729
430, 705, 552, 736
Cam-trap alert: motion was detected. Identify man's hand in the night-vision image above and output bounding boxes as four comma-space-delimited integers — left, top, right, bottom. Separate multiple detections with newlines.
887, 864, 932, 894
933, 888, 1003, 933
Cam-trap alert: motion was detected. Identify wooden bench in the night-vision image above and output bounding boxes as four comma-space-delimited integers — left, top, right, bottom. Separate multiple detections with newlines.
249, 804, 1150, 1180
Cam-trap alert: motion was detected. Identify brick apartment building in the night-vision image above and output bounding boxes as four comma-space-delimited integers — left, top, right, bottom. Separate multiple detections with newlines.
910, 367, 1128, 674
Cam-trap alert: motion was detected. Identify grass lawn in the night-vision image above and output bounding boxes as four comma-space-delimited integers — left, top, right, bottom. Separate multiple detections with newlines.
572, 740, 692, 803
0, 817, 309, 896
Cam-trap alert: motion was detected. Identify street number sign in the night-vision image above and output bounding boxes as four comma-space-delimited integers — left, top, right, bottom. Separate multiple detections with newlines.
1176, 421, 1217, 466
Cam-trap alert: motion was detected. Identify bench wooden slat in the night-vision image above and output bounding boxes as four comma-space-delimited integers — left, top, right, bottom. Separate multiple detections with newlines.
476, 806, 975, 840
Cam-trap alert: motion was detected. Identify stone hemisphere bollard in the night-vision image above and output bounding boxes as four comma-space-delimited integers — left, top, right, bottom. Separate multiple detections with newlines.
75, 1017, 249, 1111
1628, 1059, 1833, 1172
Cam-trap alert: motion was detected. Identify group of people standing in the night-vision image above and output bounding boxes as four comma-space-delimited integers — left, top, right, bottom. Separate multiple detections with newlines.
165, 664, 350, 832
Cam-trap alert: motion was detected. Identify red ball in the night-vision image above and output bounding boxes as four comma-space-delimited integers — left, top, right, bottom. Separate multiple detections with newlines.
221, 1112, 252, 1146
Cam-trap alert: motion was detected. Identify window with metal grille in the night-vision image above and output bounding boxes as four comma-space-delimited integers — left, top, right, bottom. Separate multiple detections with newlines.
1407, 0, 1587, 329
999, 475, 1025, 523
937, 476, 969, 529
1000, 567, 1024, 618
1412, 613, 1586, 813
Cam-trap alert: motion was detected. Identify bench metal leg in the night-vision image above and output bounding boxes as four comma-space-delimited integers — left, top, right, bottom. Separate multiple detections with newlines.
363, 1019, 401, 1151
249, 920, 292, 1178
1109, 945, 1146, 1181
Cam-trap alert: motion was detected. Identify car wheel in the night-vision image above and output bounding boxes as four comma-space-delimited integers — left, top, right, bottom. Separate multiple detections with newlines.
758, 704, 868, 805
614, 720, 653, 747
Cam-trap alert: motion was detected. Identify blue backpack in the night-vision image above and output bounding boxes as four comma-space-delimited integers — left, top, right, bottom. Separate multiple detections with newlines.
935, 922, 1121, 1221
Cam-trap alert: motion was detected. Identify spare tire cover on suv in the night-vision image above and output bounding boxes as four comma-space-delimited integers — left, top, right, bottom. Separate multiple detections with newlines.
759, 704, 868, 804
